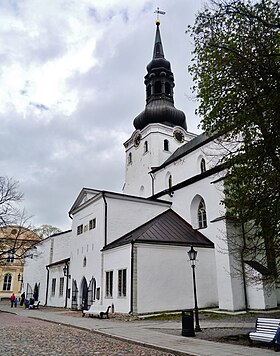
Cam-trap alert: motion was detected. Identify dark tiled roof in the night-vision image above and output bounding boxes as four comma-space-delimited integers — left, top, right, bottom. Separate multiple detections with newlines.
102, 209, 214, 251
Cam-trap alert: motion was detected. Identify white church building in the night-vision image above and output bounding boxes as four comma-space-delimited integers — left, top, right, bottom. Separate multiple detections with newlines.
23, 21, 279, 314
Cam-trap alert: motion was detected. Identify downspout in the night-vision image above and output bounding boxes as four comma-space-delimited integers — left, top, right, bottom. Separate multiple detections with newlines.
45, 266, 50, 306
101, 192, 108, 305
149, 172, 155, 196
240, 221, 248, 311
64, 262, 69, 308
130, 241, 134, 314
102, 192, 108, 246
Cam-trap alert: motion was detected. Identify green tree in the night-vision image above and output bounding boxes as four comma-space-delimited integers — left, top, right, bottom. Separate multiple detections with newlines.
33, 224, 62, 239
188, 0, 280, 283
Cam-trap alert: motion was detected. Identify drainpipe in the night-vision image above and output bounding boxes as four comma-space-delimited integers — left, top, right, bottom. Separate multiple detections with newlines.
240, 221, 248, 311
64, 262, 69, 308
130, 241, 134, 314
45, 266, 50, 306
102, 192, 108, 246
149, 173, 155, 196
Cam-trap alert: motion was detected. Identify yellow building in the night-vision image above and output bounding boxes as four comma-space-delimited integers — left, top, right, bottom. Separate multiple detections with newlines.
0, 226, 41, 301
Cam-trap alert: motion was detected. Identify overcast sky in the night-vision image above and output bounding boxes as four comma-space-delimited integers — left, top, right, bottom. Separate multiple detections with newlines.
0, 0, 204, 231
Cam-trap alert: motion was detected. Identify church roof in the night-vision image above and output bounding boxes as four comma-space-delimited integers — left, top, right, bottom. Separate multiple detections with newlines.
102, 209, 214, 251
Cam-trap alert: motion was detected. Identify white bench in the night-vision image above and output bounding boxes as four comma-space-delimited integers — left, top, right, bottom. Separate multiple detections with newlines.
249, 317, 280, 349
29, 301, 40, 309
82, 305, 111, 319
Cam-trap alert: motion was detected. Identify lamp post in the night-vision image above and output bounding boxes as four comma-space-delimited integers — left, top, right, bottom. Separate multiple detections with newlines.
187, 246, 201, 332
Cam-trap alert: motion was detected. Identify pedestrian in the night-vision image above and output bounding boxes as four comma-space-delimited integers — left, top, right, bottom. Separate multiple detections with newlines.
10, 293, 15, 307
14, 297, 18, 307
20, 292, 25, 306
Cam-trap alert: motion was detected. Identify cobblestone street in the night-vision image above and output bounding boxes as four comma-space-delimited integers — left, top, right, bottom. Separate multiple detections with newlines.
0, 312, 173, 356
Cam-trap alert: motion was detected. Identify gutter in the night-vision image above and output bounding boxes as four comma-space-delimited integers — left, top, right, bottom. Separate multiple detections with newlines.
64, 261, 69, 308
45, 266, 50, 306
102, 192, 108, 246
130, 241, 134, 314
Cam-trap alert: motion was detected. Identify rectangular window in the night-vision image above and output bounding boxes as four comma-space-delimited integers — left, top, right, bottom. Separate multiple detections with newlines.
89, 218, 96, 230
51, 278, 56, 296
105, 271, 113, 298
59, 277, 64, 296
77, 224, 83, 235
118, 269, 127, 297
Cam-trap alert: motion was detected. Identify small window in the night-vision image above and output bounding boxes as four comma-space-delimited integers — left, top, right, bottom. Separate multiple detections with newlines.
3, 273, 12, 291
89, 218, 96, 230
128, 152, 132, 165
59, 277, 64, 296
168, 175, 172, 189
198, 199, 207, 229
83, 256, 87, 267
147, 84, 151, 98
6, 248, 15, 263
200, 158, 206, 173
77, 224, 83, 235
144, 141, 148, 153
51, 278, 56, 296
165, 82, 171, 95
164, 139, 169, 151
105, 271, 113, 298
118, 269, 127, 297
154, 81, 161, 94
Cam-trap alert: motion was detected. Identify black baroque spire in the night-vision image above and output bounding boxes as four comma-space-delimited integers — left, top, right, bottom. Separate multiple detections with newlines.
133, 20, 187, 131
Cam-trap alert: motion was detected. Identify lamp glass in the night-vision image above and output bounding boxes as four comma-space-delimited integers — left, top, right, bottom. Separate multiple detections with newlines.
188, 246, 197, 261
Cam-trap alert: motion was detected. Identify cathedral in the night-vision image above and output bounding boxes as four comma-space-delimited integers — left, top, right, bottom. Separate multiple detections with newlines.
23, 21, 279, 314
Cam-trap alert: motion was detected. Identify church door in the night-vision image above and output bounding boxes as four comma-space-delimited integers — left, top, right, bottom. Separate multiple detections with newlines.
80, 277, 88, 311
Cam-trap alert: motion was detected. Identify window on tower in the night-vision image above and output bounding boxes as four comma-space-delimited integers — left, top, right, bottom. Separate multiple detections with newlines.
147, 84, 151, 98
128, 152, 132, 165
154, 81, 161, 94
144, 141, 148, 153
164, 139, 169, 151
165, 82, 171, 95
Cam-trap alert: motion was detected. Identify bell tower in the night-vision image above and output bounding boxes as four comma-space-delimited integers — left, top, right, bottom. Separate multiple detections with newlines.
123, 20, 195, 197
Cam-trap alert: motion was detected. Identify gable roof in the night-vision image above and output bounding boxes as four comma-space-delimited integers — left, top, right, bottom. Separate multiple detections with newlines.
102, 209, 214, 251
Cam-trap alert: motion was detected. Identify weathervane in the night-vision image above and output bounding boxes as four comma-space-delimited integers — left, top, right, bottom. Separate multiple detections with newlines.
154, 7, 166, 23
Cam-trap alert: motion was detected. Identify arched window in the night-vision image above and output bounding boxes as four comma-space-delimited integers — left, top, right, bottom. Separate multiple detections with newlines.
164, 139, 169, 151
3, 273, 12, 291
83, 257, 87, 267
144, 141, 148, 153
165, 82, 171, 95
198, 199, 207, 229
200, 158, 206, 173
128, 152, 132, 165
154, 81, 161, 94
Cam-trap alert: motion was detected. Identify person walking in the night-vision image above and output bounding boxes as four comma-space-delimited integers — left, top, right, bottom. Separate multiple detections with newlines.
20, 292, 25, 307
14, 296, 18, 307
10, 293, 15, 307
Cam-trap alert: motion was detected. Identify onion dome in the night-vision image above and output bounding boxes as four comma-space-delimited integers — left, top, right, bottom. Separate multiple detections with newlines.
133, 20, 187, 131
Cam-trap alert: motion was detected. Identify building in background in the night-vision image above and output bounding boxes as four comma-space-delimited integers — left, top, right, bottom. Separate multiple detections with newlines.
0, 226, 41, 300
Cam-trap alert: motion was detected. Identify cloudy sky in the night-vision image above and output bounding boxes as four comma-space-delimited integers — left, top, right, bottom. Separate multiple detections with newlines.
0, 0, 204, 231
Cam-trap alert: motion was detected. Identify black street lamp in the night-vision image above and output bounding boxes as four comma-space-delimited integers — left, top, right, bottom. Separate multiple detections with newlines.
187, 246, 201, 332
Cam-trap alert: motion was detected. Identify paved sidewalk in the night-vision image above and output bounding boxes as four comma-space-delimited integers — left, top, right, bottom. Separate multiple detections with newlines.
0, 304, 275, 356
